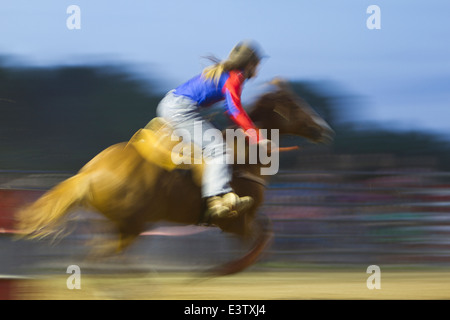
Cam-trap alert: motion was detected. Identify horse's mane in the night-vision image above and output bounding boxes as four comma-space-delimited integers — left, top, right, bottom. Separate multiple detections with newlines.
247, 79, 294, 113
246, 83, 295, 127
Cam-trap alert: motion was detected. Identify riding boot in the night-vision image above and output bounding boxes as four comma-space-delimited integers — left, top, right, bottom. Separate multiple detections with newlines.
204, 192, 254, 222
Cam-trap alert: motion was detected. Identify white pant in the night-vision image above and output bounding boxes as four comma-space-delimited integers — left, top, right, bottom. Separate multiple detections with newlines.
156, 90, 233, 198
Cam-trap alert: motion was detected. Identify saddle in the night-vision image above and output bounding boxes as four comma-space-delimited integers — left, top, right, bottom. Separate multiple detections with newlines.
127, 117, 204, 186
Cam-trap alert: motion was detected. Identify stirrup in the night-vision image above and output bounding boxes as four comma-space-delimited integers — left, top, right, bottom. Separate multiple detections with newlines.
204, 193, 254, 221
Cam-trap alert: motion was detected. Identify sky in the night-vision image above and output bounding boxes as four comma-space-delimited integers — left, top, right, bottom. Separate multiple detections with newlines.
1, 0, 449, 136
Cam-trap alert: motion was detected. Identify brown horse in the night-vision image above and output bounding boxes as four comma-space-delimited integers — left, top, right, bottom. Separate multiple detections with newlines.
16, 78, 333, 275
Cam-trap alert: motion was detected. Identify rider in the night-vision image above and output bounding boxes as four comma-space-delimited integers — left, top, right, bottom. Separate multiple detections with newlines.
156, 40, 265, 222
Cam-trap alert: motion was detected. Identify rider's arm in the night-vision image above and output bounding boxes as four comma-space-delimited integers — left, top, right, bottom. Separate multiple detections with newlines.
223, 71, 261, 143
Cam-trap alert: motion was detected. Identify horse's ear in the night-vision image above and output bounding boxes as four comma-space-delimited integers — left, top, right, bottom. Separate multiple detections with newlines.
269, 77, 290, 90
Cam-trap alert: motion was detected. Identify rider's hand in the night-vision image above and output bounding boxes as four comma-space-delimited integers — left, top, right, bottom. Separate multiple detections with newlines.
244, 129, 276, 155
257, 138, 276, 156
246, 128, 265, 145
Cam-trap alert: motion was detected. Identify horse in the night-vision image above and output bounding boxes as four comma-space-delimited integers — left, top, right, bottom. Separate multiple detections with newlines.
15, 78, 334, 276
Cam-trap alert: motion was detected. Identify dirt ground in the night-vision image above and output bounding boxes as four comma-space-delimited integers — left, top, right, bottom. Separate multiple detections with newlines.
11, 270, 450, 300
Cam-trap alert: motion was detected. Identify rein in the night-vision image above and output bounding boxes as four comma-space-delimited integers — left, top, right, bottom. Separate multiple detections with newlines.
276, 146, 300, 152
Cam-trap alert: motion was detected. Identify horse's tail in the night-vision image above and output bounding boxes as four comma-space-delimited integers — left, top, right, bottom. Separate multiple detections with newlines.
15, 171, 91, 240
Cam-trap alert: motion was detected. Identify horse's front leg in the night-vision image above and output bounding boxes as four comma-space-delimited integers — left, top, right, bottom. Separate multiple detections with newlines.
205, 210, 273, 277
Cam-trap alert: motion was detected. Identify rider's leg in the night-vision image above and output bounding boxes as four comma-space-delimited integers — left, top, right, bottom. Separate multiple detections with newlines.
156, 91, 253, 219
201, 141, 253, 219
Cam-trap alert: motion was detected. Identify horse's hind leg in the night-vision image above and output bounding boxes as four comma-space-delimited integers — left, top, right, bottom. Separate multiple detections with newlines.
116, 226, 142, 253
115, 213, 148, 253
85, 212, 146, 260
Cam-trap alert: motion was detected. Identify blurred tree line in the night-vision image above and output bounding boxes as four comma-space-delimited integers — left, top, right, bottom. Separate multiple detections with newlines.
1, 60, 449, 172
0, 61, 161, 170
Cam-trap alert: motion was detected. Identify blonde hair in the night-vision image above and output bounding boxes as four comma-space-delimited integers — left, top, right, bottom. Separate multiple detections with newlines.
202, 60, 226, 85
202, 41, 262, 85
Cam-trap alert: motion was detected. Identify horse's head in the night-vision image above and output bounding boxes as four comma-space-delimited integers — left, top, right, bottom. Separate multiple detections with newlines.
249, 78, 334, 144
